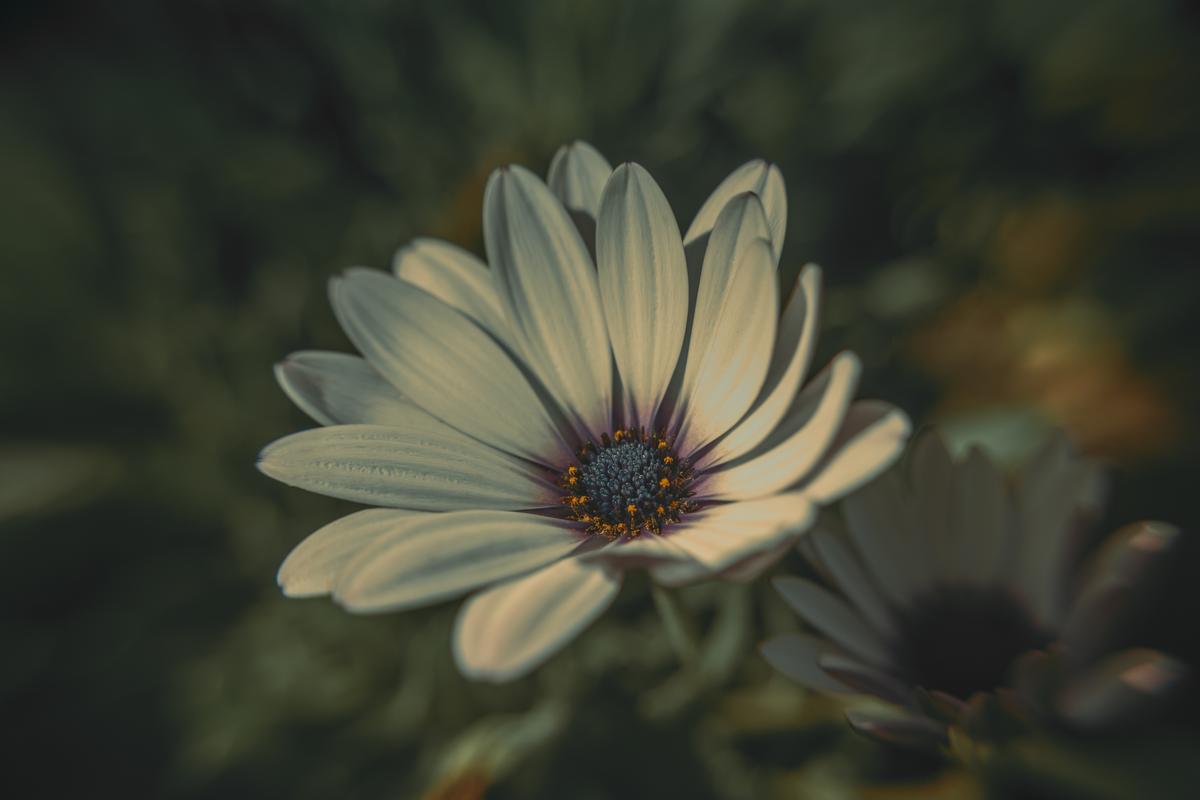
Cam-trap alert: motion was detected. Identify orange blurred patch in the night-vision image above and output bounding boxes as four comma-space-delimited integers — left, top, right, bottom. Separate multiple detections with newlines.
912, 290, 1177, 462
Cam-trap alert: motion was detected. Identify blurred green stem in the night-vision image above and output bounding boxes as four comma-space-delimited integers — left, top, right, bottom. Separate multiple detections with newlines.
651, 584, 698, 668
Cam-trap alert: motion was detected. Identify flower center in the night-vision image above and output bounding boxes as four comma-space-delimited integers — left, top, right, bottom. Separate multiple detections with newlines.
560, 429, 695, 540
891, 586, 1052, 701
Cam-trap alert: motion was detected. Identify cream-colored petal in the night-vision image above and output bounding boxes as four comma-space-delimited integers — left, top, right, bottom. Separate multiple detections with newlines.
392, 237, 509, 339
798, 400, 911, 504
672, 196, 778, 453
257, 424, 558, 511
334, 510, 583, 612
596, 163, 689, 429
700, 353, 859, 501
331, 268, 571, 466
453, 556, 621, 682
547, 140, 613, 220
665, 493, 816, 576
697, 265, 821, 470
684, 160, 787, 266
274, 351, 417, 427
484, 165, 612, 439
277, 509, 425, 598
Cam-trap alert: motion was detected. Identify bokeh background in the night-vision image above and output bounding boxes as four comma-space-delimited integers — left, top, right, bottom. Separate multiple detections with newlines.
4, 0, 1200, 797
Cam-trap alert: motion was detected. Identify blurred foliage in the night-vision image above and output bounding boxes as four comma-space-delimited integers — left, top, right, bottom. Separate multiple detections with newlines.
2, 0, 1200, 797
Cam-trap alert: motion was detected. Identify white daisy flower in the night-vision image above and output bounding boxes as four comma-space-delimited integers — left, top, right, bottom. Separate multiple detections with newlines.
260, 141, 911, 682
762, 429, 1186, 747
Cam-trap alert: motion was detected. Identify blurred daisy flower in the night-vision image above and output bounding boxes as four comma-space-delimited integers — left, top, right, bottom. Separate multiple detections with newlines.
762, 429, 1186, 748
259, 141, 910, 681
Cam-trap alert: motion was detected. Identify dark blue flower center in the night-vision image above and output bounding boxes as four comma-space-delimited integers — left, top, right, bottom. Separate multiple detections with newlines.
559, 429, 694, 540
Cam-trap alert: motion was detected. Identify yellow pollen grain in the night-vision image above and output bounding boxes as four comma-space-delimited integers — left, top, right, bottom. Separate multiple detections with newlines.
656, 505, 665, 515
663, 456, 673, 464
659, 478, 671, 489
627, 503, 638, 515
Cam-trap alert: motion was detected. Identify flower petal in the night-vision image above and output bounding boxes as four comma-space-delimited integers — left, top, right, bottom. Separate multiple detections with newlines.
453, 556, 621, 682
697, 265, 821, 470
673, 196, 778, 452
910, 429, 955, 581
334, 510, 583, 612
797, 400, 912, 504
596, 163, 689, 429
684, 160, 787, 266
547, 140, 612, 220
257, 424, 557, 510
331, 268, 570, 465
842, 470, 924, 604
949, 445, 1010, 584
277, 509, 425, 598
817, 653, 916, 707
274, 350, 416, 426
759, 633, 849, 692
484, 165, 612, 438
391, 237, 509, 339
1016, 432, 1106, 623
665, 492, 816, 575
700, 353, 860, 501
844, 709, 948, 750
1056, 648, 1188, 730
772, 575, 892, 666
807, 526, 896, 636
1062, 521, 1180, 662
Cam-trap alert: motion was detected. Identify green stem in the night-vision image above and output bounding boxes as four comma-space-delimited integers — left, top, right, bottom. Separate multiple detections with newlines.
651, 583, 699, 668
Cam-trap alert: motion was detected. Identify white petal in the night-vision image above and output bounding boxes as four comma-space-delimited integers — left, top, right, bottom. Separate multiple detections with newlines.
257, 424, 557, 511
277, 509, 425, 598
334, 510, 583, 612
772, 576, 892, 667
579, 532, 693, 571
807, 527, 896, 636
697, 265, 821, 469
700, 353, 860, 501
274, 351, 415, 426
547, 140, 613, 219
453, 556, 621, 682
484, 165, 612, 438
759, 633, 849, 693
684, 160, 787, 266
798, 401, 912, 504
391, 237, 509, 339
949, 445, 1010, 584
596, 163, 689, 429
716, 537, 796, 583
665, 493, 816, 575
331, 268, 570, 465
673, 196, 778, 452
841, 470, 923, 604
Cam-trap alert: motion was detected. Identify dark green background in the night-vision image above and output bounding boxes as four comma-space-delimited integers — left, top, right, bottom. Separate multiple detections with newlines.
3, 1, 1199, 797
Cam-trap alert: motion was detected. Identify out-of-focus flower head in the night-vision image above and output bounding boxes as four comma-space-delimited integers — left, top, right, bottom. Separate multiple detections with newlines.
762, 428, 1186, 749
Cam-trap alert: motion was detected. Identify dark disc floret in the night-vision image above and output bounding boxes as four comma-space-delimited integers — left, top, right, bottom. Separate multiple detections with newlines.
560, 428, 695, 540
